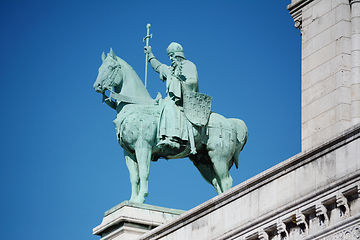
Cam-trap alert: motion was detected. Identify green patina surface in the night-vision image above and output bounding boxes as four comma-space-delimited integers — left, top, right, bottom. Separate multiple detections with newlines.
93, 32, 248, 204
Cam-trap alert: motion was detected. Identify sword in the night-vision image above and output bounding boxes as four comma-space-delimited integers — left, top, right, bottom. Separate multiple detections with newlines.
143, 23, 152, 89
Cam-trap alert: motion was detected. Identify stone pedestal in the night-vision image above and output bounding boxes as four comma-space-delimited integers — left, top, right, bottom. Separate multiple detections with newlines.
93, 201, 185, 240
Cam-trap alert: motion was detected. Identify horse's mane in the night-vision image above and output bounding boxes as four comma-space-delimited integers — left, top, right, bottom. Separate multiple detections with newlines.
115, 55, 152, 100
116, 56, 142, 83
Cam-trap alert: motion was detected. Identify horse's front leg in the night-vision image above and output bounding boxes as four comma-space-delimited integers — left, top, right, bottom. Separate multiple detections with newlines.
133, 140, 152, 203
124, 151, 139, 202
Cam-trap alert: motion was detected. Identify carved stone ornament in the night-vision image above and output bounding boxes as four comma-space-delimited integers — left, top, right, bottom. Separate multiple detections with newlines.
318, 223, 360, 240
336, 193, 350, 218
316, 203, 329, 226
277, 219, 289, 239
258, 229, 269, 240
294, 19, 302, 30
296, 211, 308, 235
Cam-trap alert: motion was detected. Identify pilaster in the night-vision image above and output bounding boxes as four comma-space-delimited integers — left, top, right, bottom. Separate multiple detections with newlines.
288, 0, 353, 151
350, 0, 360, 125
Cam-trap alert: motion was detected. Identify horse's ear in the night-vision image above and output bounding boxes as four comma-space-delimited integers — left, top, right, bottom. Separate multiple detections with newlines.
109, 48, 116, 60
101, 52, 106, 61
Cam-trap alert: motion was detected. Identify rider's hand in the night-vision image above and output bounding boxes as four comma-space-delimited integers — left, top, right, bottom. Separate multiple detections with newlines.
144, 46, 152, 55
144, 46, 155, 62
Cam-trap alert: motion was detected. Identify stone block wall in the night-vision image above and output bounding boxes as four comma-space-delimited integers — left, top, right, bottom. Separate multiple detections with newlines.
288, 0, 360, 151
301, 0, 352, 151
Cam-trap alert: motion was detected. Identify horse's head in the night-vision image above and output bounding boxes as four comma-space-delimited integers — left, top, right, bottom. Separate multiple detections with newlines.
93, 48, 122, 94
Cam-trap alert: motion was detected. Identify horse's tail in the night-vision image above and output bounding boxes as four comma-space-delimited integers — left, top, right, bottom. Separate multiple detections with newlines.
229, 118, 248, 169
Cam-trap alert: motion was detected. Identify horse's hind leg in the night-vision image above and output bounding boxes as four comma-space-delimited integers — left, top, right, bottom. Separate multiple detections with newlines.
124, 151, 139, 202
192, 161, 222, 194
213, 159, 233, 192
208, 150, 233, 193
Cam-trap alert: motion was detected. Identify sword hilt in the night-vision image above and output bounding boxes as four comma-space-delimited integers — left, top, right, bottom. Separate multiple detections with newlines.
143, 23, 152, 45
143, 34, 152, 43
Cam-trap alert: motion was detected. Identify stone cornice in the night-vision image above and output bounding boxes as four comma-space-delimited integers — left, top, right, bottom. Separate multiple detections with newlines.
104, 201, 185, 217
287, 0, 314, 30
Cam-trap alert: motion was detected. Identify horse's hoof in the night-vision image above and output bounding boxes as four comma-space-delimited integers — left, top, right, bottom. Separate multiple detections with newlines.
132, 196, 145, 204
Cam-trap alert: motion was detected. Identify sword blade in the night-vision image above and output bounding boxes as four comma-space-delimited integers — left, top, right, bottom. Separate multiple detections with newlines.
143, 23, 151, 89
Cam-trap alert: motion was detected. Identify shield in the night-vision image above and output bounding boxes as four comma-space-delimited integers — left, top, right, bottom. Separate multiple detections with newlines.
183, 91, 212, 126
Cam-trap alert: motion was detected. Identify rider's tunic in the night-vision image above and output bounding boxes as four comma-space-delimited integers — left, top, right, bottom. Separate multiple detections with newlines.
159, 60, 199, 105
151, 58, 199, 141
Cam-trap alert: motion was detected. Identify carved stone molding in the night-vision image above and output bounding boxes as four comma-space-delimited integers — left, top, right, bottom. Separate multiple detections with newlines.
287, 0, 313, 32
316, 203, 329, 227
337, 194, 350, 218
277, 220, 289, 239
258, 229, 269, 240
317, 222, 360, 240
296, 211, 309, 235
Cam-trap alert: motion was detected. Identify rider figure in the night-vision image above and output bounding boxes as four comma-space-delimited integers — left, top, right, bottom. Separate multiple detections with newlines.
145, 42, 199, 148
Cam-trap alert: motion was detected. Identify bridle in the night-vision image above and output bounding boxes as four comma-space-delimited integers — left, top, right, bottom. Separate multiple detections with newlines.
103, 64, 121, 90
101, 62, 156, 105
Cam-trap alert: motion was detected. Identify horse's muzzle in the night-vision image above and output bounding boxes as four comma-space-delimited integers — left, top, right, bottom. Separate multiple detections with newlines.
94, 83, 104, 93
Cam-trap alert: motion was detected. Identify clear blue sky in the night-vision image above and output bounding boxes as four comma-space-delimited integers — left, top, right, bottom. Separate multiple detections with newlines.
0, 1, 301, 239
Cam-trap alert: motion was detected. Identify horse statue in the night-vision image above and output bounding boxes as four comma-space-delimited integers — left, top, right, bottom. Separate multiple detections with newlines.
93, 48, 248, 203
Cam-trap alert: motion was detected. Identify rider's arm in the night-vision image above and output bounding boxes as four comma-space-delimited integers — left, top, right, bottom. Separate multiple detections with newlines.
149, 57, 168, 82
181, 61, 199, 92
148, 56, 162, 73
145, 46, 168, 82
145, 46, 161, 72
